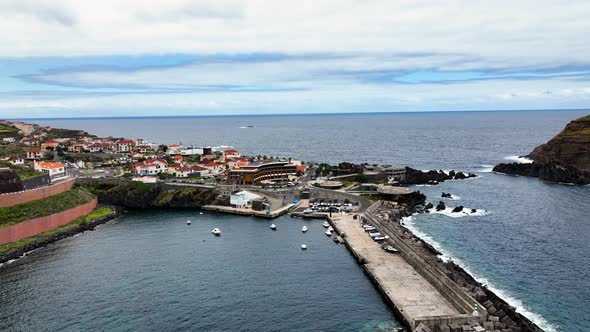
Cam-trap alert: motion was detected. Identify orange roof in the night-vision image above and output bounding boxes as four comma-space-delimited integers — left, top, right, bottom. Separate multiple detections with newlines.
173, 155, 183, 159
224, 149, 239, 154
28, 148, 41, 152
37, 161, 65, 169
170, 144, 180, 147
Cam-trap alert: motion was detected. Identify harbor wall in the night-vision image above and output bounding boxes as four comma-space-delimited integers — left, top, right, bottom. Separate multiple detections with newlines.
363, 207, 488, 327
0, 198, 98, 245
0, 179, 75, 208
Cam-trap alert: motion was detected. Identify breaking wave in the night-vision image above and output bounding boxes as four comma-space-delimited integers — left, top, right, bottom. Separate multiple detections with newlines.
402, 215, 559, 332
505, 155, 533, 164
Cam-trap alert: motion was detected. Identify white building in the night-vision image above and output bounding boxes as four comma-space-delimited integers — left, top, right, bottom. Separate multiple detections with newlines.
34, 161, 67, 180
230, 190, 261, 208
133, 159, 168, 175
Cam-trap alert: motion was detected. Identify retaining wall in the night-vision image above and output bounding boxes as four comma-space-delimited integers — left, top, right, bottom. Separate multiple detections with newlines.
21, 174, 51, 190
0, 179, 75, 208
0, 198, 98, 245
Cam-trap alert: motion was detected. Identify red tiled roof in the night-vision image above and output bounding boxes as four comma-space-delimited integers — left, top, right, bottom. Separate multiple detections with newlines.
37, 161, 64, 169
118, 139, 134, 144
28, 148, 41, 152
191, 166, 207, 171
224, 149, 239, 154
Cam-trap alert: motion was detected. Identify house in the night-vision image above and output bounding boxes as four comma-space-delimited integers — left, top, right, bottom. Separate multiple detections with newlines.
115, 139, 134, 153
7, 155, 25, 166
20, 137, 39, 146
223, 149, 241, 158
27, 148, 44, 160
202, 161, 224, 173
2, 137, 15, 143
34, 161, 66, 180
173, 166, 195, 178
167, 162, 183, 175
190, 165, 209, 177
230, 190, 261, 208
167, 144, 183, 155
133, 158, 168, 175
41, 140, 59, 151
87, 143, 109, 153
68, 144, 86, 153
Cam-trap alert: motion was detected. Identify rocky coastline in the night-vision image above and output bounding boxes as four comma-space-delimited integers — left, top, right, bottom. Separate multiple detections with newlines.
0, 206, 121, 266
369, 200, 543, 332
493, 161, 590, 185
493, 114, 590, 185
403, 167, 477, 185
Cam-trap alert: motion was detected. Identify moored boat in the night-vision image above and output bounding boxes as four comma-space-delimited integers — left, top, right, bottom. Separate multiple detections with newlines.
186, 219, 192, 225
270, 223, 277, 230
322, 221, 330, 228
325, 229, 332, 236
301, 244, 307, 250
302, 225, 308, 232
211, 228, 221, 236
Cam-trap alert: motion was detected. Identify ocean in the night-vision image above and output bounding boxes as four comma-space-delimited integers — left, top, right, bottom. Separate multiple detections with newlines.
2, 110, 589, 331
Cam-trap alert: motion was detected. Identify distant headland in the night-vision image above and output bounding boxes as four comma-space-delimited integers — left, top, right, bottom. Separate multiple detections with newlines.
493, 115, 590, 185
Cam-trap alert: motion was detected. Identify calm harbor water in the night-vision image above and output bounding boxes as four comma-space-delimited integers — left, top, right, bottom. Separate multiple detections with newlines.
0, 212, 399, 331
4, 109, 590, 331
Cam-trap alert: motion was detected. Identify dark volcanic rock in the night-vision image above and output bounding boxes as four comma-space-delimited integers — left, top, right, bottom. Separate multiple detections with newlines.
441, 192, 452, 198
471, 208, 477, 213
435, 201, 446, 211
528, 114, 590, 172
425, 202, 434, 209
494, 114, 590, 185
453, 172, 467, 180
493, 161, 590, 185
403, 167, 477, 185
452, 205, 464, 213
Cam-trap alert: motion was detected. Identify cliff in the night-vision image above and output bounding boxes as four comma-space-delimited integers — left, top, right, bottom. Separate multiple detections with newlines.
80, 180, 221, 208
527, 115, 590, 172
493, 114, 590, 184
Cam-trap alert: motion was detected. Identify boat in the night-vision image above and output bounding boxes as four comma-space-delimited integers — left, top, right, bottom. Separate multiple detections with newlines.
327, 226, 334, 232
211, 228, 221, 236
186, 219, 192, 225
325, 230, 332, 236
301, 244, 307, 250
270, 224, 277, 230
199, 212, 204, 215
322, 221, 330, 228
383, 245, 399, 254
302, 225, 308, 232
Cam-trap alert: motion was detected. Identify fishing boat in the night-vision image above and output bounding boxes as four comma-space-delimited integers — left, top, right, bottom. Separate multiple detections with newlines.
211, 228, 221, 236
325, 229, 332, 236
270, 224, 277, 230
301, 244, 307, 250
186, 219, 192, 225
302, 225, 308, 232
327, 226, 334, 232
322, 221, 330, 228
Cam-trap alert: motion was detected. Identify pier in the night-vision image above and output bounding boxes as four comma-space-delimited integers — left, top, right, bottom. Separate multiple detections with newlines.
328, 212, 486, 331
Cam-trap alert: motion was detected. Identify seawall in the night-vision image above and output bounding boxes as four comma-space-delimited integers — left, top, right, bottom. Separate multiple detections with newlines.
0, 198, 98, 245
0, 179, 75, 208
0, 206, 119, 265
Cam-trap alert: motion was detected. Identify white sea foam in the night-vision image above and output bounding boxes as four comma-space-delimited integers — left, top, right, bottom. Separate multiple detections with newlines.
428, 207, 488, 218
477, 164, 494, 173
404, 215, 559, 332
505, 155, 534, 164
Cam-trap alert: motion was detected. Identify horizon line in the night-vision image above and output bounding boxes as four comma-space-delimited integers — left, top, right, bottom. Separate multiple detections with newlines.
6, 108, 589, 121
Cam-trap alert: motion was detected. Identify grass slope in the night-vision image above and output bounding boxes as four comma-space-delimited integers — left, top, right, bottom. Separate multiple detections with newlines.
0, 188, 95, 227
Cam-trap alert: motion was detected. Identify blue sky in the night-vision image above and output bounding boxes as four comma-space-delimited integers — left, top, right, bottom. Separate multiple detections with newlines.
1, 0, 590, 118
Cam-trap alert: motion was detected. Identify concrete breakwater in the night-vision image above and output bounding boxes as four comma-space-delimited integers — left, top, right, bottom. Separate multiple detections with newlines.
367, 202, 544, 332
0, 207, 120, 265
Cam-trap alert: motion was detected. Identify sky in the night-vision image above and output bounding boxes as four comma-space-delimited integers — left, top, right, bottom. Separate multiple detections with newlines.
1, 0, 590, 118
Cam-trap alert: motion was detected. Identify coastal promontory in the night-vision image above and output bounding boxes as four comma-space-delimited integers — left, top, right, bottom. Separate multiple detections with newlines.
493, 114, 590, 184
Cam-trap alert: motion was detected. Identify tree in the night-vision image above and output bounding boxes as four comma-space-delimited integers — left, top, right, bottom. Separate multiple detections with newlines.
159, 144, 168, 153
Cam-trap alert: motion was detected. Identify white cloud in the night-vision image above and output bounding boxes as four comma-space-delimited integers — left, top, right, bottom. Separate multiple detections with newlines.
0, 0, 589, 65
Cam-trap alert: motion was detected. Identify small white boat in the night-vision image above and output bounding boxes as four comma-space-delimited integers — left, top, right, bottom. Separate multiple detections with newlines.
199, 212, 204, 215
301, 244, 307, 250
327, 226, 334, 232
211, 228, 221, 236
270, 224, 277, 230
322, 221, 330, 228
186, 219, 192, 225
302, 225, 308, 233
325, 230, 332, 236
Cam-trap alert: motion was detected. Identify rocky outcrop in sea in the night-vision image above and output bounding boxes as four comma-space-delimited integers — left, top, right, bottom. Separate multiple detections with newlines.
494, 114, 590, 185
403, 167, 477, 185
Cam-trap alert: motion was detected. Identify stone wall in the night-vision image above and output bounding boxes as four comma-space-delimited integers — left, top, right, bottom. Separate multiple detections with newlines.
0, 198, 97, 245
21, 174, 51, 190
0, 178, 75, 208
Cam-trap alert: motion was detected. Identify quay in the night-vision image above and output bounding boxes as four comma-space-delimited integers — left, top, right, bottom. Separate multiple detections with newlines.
202, 202, 299, 219
329, 212, 486, 331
